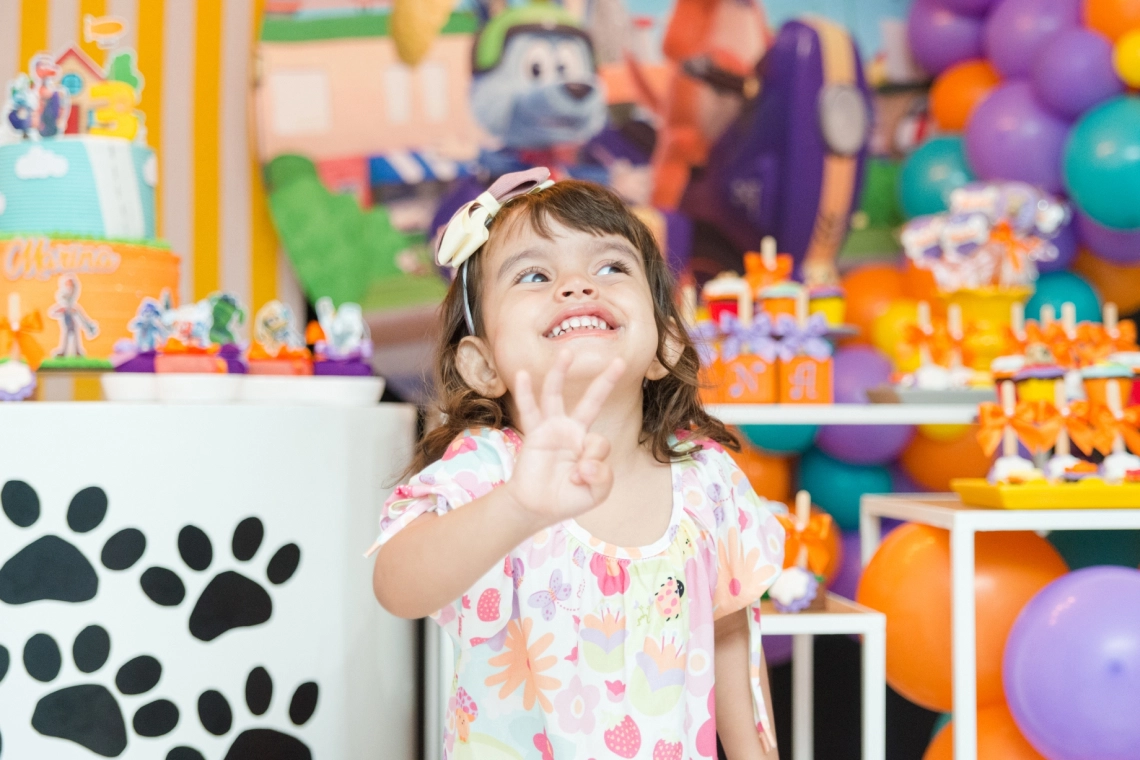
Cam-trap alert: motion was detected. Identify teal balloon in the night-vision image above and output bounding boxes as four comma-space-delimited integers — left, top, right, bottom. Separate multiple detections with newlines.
1026, 272, 1101, 323
898, 136, 975, 219
1047, 530, 1140, 570
739, 424, 818, 454
797, 448, 892, 531
1063, 96, 1140, 230
932, 713, 952, 741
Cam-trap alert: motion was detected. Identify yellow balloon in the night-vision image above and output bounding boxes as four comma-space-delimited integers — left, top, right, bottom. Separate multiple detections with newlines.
871, 299, 920, 372
917, 424, 971, 442
1114, 30, 1140, 88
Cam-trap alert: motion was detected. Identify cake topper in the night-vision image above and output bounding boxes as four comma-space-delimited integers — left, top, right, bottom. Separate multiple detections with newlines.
47, 274, 99, 358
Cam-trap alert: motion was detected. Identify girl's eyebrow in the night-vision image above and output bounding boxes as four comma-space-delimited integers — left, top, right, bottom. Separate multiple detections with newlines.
496, 248, 547, 281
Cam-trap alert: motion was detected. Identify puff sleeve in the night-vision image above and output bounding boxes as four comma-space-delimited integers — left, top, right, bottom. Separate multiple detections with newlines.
369, 428, 520, 648
704, 444, 785, 743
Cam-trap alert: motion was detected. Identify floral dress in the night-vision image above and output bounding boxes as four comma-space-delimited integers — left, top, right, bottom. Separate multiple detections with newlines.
373, 428, 785, 760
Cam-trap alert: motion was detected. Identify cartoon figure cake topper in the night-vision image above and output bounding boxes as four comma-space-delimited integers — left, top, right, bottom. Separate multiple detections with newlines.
47, 274, 99, 357
253, 300, 304, 358
127, 293, 171, 353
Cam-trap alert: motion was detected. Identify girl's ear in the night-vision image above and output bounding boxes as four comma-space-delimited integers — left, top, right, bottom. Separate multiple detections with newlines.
647, 318, 684, 381
456, 336, 508, 398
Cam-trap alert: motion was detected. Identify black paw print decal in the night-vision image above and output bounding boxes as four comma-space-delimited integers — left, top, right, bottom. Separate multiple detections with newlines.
141, 518, 300, 642
167, 666, 317, 760
0, 481, 146, 604
20, 626, 177, 757
1, 641, 8, 756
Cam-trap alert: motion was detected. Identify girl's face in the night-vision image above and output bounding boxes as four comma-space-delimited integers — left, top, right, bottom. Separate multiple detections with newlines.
471, 215, 667, 401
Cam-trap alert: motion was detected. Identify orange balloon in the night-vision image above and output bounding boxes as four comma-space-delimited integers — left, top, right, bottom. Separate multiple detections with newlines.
900, 425, 991, 492
729, 438, 792, 504
1084, 0, 1140, 42
857, 524, 1068, 712
901, 259, 942, 303
818, 505, 843, 584
930, 59, 1001, 132
924, 704, 1047, 760
841, 264, 906, 344
1072, 246, 1140, 314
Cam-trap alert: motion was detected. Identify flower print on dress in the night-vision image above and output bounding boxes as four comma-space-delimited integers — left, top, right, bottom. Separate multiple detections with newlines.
485, 618, 561, 713
696, 690, 717, 757
553, 675, 600, 734
715, 526, 780, 615
632, 636, 688, 715
589, 553, 630, 595
581, 609, 628, 672
442, 433, 479, 460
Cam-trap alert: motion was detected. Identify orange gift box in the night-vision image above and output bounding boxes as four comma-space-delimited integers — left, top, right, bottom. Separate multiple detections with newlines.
724, 355, 778, 403
779, 355, 834, 404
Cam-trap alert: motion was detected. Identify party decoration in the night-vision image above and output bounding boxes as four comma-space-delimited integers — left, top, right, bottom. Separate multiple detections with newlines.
943, 0, 998, 16
1036, 215, 1078, 273
775, 294, 834, 404
900, 425, 991, 491
1084, 0, 1140, 41
856, 524, 1067, 712
248, 301, 312, 376
983, 0, 1081, 78
1064, 96, 1140, 230
1077, 211, 1140, 264
965, 82, 1069, 193
907, 0, 985, 75
1004, 566, 1140, 760
832, 346, 894, 404
1026, 272, 1101, 324
1047, 529, 1140, 568
817, 423, 915, 467
827, 530, 864, 601
899, 137, 976, 218
1115, 29, 1140, 86
0, 294, 42, 401
306, 297, 374, 377
739, 424, 818, 454
798, 448, 891, 532
1073, 248, 1140, 313
1032, 27, 1123, 119
729, 439, 793, 505
930, 59, 1001, 132
923, 704, 1047, 760
768, 491, 834, 612
389, 0, 453, 66
842, 265, 906, 344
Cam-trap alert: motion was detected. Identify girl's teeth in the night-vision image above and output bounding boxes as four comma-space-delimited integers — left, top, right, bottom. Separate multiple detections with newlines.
548, 316, 611, 337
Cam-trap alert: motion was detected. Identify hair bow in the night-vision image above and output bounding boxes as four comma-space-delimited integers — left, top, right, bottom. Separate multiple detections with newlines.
0, 309, 44, 370
434, 167, 554, 269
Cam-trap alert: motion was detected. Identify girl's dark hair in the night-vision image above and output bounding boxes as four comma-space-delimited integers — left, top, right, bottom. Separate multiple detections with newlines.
409, 180, 737, 474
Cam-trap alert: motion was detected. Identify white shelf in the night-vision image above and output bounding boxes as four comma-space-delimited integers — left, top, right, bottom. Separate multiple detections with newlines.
708, 403, 979, 426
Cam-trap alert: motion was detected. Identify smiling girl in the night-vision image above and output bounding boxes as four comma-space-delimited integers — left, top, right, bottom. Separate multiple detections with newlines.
371, 168, 784, 760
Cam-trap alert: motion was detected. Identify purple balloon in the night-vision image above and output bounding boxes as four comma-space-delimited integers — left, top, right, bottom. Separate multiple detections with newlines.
889, 464, 928, 493
984, 0, 1081, 78
1077, 211, 1140, 264
833, 346, 893, 404
1038, 213, 1078, 272
941, 0, 997, 15
829, 530, 864, 600
1031, 28, 1124, 119
763, 634, 793, 667
1004, 567, 1140, 760
816, 424, 915, 465
965, 80, 1070, 192
907, 0, 984, 76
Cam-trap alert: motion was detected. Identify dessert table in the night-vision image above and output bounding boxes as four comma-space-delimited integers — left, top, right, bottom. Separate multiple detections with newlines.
0, 402, 418, 759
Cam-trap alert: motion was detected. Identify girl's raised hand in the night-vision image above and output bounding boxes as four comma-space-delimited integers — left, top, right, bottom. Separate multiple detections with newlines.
508, 351, 625, 526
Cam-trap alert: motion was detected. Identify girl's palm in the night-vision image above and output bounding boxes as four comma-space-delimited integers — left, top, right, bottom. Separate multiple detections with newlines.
510, 352, 625, 523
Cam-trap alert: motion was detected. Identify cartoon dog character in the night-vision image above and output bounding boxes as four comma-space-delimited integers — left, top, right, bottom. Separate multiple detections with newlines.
5, 75, 39, 141
469, 2, 607, 152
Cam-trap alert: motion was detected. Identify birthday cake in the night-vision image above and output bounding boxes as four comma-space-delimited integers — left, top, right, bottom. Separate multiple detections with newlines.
0, 42, 180, 368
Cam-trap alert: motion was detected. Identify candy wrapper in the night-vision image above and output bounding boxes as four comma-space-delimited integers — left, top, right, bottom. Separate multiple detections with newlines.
902, 182, 1068, 293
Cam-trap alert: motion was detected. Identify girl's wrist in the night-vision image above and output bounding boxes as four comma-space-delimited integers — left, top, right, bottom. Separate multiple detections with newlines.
494, 483, 554, 539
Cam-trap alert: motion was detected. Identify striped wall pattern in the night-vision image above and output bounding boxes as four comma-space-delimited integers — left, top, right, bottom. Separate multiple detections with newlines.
3, 0, 304, 321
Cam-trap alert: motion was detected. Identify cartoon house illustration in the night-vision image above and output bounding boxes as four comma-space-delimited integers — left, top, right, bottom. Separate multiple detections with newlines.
254, 10, 487, 196
54, 45, 106, 134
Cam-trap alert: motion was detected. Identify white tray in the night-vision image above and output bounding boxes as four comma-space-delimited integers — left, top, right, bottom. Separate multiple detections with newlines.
240, 375, 385, 406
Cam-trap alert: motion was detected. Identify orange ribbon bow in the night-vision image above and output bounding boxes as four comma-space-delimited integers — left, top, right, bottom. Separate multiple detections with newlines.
248, 342, 311, 362
1086, 404, 1140, 456
977, 400, 1062, 456
1058, 400, 1100, 456
774, 511, 835, 577
0, 310, 45, 370
902, 322, 952, 366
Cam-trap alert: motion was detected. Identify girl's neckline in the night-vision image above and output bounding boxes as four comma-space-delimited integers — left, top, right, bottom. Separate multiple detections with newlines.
561, 456, 683, 560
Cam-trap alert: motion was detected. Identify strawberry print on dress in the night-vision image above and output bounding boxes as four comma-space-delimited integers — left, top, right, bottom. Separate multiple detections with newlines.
374, 428, 784, 759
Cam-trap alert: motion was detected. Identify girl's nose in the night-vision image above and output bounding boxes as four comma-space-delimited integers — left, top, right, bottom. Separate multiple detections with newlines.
558, 276, 595, 299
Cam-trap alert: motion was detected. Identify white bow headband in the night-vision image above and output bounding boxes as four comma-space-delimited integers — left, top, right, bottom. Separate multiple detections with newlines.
434, 167, 555, 334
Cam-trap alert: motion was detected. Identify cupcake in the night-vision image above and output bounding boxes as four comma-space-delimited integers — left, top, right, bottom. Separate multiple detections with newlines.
1108, 351, 1140, 404
990, 355, 1026, 384
808, 285, 845, 327
307, 298, 374, 377
0, 359, 35, 401
155, 300, 227, 374
758, 283, 802, 320
248, 301, 312, 376
768, 566, 819, 613
701, 273, 753, 325
1012, 344, 1064, 403
1081, 363, 1133, 408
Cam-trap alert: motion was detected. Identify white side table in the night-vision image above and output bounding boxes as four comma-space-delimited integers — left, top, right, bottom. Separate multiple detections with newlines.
860, 493, 1140, 760
760, 594, 886, 760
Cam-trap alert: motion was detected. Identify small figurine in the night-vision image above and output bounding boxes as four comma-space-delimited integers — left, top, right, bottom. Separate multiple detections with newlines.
306, 297, 373, 376
47, 275, 99, 357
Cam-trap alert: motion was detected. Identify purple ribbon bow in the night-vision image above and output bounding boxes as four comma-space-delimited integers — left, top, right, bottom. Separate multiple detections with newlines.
719, 312, 779, 363
776, 313, 832, 361
689, 320, 720, 365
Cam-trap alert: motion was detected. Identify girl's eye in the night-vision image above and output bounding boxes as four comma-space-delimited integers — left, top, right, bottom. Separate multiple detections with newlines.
517, 269, 549, 284
597, 261, 629, 276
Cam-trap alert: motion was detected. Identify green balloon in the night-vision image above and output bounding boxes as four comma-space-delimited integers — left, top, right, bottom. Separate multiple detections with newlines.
1025, 272, 1102, 324
898, 136, 975, 219
739, 424, 818, 454
1047, 530, 1140, 570
797, 448, 892, 532
932, 713, 952, 741
1063, 96, 1140, 230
